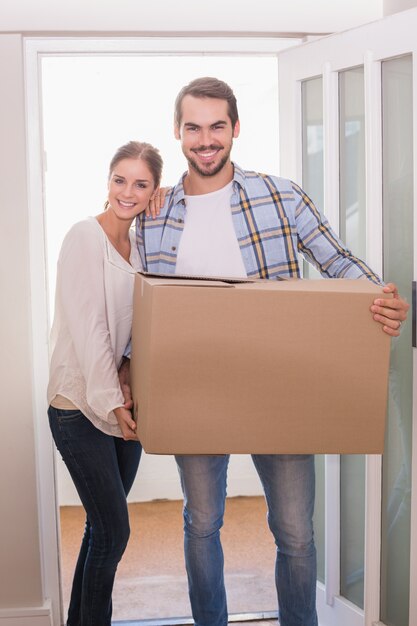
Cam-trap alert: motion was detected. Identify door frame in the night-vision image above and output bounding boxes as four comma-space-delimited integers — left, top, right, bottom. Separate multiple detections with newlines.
24, 34, 299, 625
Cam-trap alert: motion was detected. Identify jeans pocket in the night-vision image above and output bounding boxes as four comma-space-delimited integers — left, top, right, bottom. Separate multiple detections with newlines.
48, 406, 92, 448
56, 408, 83, 420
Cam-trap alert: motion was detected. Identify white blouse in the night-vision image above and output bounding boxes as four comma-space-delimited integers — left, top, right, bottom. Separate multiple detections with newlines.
47, 217, 142, 437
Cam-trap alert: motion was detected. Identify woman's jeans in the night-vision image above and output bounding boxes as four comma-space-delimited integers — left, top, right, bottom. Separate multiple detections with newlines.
48, 406, 142, 626
176, 454, 318, 626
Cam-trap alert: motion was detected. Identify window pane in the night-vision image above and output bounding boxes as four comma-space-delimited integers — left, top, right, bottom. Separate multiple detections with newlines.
339, 67, 366, 609
302, 77, 324, 213
339, 67, 366, 259
301, 76, 325, 583
381, 54, 413, 626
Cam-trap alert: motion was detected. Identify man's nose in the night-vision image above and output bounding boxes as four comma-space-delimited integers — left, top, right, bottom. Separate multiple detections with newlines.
200, 128, 212, 147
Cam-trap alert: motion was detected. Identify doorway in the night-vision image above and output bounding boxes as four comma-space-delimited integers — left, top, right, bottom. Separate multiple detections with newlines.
27, 38, 298, 625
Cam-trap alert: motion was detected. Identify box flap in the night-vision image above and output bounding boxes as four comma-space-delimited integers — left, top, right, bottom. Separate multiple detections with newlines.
138, 271, 256, 288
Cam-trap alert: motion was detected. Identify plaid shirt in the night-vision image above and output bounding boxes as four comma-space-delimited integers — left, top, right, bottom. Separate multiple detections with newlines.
136, 163, 381, 284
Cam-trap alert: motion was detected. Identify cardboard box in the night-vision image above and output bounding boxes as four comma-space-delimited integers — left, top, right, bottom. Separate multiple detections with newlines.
131, 273, 391, 454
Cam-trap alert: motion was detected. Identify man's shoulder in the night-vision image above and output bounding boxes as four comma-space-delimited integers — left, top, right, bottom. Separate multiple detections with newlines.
238, 168, 296, 196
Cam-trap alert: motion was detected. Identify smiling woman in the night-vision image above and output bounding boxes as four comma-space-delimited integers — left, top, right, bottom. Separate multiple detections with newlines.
47, 139, 162, 626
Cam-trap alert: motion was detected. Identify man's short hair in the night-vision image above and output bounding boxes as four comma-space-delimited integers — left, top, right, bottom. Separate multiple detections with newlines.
174, 77, 239, 129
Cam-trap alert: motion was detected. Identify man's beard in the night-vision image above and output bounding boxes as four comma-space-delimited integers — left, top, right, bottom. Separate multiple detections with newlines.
186, 145, 232, 178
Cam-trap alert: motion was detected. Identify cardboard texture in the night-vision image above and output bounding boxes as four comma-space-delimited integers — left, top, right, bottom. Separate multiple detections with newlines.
131, 273, 391, 454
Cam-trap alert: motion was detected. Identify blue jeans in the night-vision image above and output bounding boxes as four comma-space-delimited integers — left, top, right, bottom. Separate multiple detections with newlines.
176, 454, 317, 626
48, 406, 142, 626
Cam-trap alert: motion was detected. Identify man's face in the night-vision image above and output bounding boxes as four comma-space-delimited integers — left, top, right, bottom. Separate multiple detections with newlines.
175, 95, 240, 178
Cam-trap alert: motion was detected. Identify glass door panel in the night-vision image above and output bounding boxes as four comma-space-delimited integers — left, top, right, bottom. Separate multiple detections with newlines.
339, 66, 366, 609
381, 54, 413, 626
302, 77, 324, 282
339, 67, 366, 259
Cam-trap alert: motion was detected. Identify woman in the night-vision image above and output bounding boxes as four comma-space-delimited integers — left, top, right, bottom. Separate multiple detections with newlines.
47, 141, 163, 625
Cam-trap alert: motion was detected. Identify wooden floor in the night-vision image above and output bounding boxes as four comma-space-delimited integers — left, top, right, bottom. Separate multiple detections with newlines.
60, 496, 279, 624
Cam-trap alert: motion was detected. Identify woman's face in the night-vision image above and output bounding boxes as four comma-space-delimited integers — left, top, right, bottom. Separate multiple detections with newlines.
107, 157, 156, 220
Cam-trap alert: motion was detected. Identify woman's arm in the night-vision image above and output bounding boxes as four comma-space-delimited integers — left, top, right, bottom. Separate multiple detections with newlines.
56, 221, 127, 422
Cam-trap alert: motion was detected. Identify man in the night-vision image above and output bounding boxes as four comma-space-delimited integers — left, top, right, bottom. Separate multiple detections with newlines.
134, 77, 409, 626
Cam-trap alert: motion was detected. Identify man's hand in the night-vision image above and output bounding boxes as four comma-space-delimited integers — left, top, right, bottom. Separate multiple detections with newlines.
118, 357, 132, 410
114, 406, 138, 441
370, 282, 409, 337
145, 186, 171, 219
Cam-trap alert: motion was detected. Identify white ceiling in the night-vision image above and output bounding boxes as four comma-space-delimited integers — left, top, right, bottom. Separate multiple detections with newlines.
1, 0, 385, 36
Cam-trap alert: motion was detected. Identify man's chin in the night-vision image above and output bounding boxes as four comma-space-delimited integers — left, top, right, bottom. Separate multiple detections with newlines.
188, 156, 229, 178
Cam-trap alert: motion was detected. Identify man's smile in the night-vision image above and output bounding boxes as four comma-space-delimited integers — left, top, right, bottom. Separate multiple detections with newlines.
192, 146, 223, 162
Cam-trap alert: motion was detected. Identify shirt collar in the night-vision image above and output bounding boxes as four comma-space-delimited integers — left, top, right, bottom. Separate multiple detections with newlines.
232, 163, 245, 189
173, 162, 245, 205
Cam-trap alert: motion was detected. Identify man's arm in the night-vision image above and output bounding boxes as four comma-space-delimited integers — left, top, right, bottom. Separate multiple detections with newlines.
292, 183, 409, 335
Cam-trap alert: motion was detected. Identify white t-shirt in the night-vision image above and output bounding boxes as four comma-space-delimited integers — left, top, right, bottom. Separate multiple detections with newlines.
175, 181, 247, 278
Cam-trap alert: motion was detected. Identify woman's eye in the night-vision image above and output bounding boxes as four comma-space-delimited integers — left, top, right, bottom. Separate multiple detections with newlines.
114, 178, 124, 184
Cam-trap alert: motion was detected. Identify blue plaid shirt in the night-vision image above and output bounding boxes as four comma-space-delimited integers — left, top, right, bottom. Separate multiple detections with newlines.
136, 163, 381, 284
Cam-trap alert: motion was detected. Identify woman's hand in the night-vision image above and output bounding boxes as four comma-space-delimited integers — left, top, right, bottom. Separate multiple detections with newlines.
118, 357, 133, 410
145, 186, 171, 219
114, 406, 138, 441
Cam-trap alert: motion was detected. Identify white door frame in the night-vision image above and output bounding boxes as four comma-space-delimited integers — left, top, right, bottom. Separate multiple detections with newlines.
278, 8, 417, 626
24, 34, 299, 625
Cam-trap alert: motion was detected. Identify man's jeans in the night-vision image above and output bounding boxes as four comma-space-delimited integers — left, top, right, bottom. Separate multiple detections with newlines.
176, 454, 318, 626
48, 406, 141, 626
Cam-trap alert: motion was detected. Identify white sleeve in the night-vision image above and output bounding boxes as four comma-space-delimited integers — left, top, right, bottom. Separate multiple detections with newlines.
56, 222, 125, 420
123, 339, 132, 359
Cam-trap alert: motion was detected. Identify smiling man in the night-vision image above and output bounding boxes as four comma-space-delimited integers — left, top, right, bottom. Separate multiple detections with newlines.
134, 77, 409, 626
176, 91, 239, 183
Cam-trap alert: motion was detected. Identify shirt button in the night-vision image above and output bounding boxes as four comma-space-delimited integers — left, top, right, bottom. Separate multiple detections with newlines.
178, 218, 183, 223
172, 246, 177, 251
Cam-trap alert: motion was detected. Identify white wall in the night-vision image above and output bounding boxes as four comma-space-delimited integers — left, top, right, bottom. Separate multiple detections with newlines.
384, 0, 417, 15
0, 0, 382, 34
0, 34, 51, 624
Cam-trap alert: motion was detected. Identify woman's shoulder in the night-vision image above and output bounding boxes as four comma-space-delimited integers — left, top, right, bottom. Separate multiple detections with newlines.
60, 218, 104, 260
64, 217, 104, 244
67, 217, 101, 236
